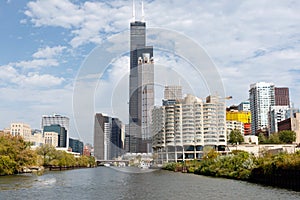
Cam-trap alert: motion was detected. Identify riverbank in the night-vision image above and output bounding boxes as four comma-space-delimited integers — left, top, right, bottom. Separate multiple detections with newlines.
163, 150, 300, 191
0, 134, 96, 176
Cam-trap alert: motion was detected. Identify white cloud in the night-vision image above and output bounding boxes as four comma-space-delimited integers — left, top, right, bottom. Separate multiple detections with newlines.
24, 0, 83, 28
20, 72, 64, 87
32, 45, 66, 59
8, 45, 67, 69
0, 45, 66, 88
15, 58, 59, 69
0, 65, 64, 88
0, 65, 18, 80
25, 0, 130, 47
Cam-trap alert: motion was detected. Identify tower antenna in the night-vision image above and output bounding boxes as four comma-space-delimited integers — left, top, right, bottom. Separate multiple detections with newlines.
132, 0, 136, 22
141, 0, 145, 22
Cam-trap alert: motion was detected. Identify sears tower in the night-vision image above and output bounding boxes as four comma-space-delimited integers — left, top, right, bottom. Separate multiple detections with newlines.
129, 0, 154, 153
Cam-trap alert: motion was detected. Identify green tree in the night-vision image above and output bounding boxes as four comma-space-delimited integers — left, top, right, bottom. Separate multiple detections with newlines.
0, 134, 38, 175
268, 133, 281, 144
36, 144, 57, 165
228, 129, 244, 145
203, 147, 219, 160
278, 130, 296, 144
258, 133, 267, 144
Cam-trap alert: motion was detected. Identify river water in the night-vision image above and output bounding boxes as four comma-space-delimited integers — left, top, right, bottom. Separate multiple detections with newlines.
0, 167, 299, 200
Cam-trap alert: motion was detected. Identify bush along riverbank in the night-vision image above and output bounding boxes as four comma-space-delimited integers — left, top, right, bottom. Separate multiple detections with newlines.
0, 134, 96, 176
163, 150, 300, 191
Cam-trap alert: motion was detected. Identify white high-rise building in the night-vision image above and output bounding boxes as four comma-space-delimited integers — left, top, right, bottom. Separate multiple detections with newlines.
249, 82, 275, 135
152, 94, 227, 163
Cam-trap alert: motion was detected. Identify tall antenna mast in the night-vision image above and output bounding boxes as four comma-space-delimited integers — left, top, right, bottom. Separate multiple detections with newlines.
132, 0, 136, 22
141, 0, 145, 22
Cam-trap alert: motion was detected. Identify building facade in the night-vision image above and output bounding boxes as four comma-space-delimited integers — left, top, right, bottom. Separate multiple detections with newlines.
278, 113, 300, 144
83, 144, 92, 156
31, 130, 44, 147
226, 110, 251, 124
69, 138, 84, 155
10, 123, 31, 141
44, 131, 59, 147
268, 105, 289, 134
162, 85, 182, 106
94, 113, 124, 160
43, 124, 67, 148
128, 19, 154, 153
238, 101, 250, 112
249, 82, 275, 135
42, 114, 69, 148
164, 85, 182, 100
226, 110, 251, 135
275, 87, 290, 106
152, 94, 227, 163
226, 120, 244, 137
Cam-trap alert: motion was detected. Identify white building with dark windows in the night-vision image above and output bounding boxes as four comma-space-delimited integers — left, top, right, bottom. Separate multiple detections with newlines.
249, 82, 275, 135
152, 94, 227, 163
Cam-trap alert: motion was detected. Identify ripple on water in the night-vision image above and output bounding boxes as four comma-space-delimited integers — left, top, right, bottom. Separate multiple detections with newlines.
1, 168, 300, 200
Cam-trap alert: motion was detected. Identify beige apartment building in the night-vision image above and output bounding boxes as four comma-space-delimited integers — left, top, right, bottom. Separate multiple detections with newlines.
10, 122, 32, 141
152, 94, 227, 163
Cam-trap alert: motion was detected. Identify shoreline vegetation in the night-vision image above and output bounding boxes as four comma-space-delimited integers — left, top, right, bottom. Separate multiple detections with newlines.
0, 134, 96, 176
163, 149, 300, 191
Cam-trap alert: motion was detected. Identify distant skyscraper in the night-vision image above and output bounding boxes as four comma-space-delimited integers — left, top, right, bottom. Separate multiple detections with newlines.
163, 85, 182, 106
94, 113, 124, 160
129, 8, 154, 153
124, 124, 130, 152
164, 85, 182, 100
249, 82, 275, 135
41, 114, 69, 148
275, 87, 290, 106
94, 113, 108, 160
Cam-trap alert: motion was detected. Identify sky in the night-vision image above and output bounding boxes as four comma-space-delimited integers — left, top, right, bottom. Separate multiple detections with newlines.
1, 0, 300, 144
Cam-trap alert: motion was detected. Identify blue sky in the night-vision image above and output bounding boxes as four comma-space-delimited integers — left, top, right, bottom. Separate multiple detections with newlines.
1, 0, 300, 144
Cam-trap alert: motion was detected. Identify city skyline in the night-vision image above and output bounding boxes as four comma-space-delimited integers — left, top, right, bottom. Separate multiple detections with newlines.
1, 0, 300, 144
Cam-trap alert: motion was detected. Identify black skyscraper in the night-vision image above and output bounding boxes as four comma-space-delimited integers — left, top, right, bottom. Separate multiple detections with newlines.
129, 10, 154, 153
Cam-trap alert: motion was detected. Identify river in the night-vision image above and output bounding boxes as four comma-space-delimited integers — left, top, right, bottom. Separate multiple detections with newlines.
0, 167, 299, 200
